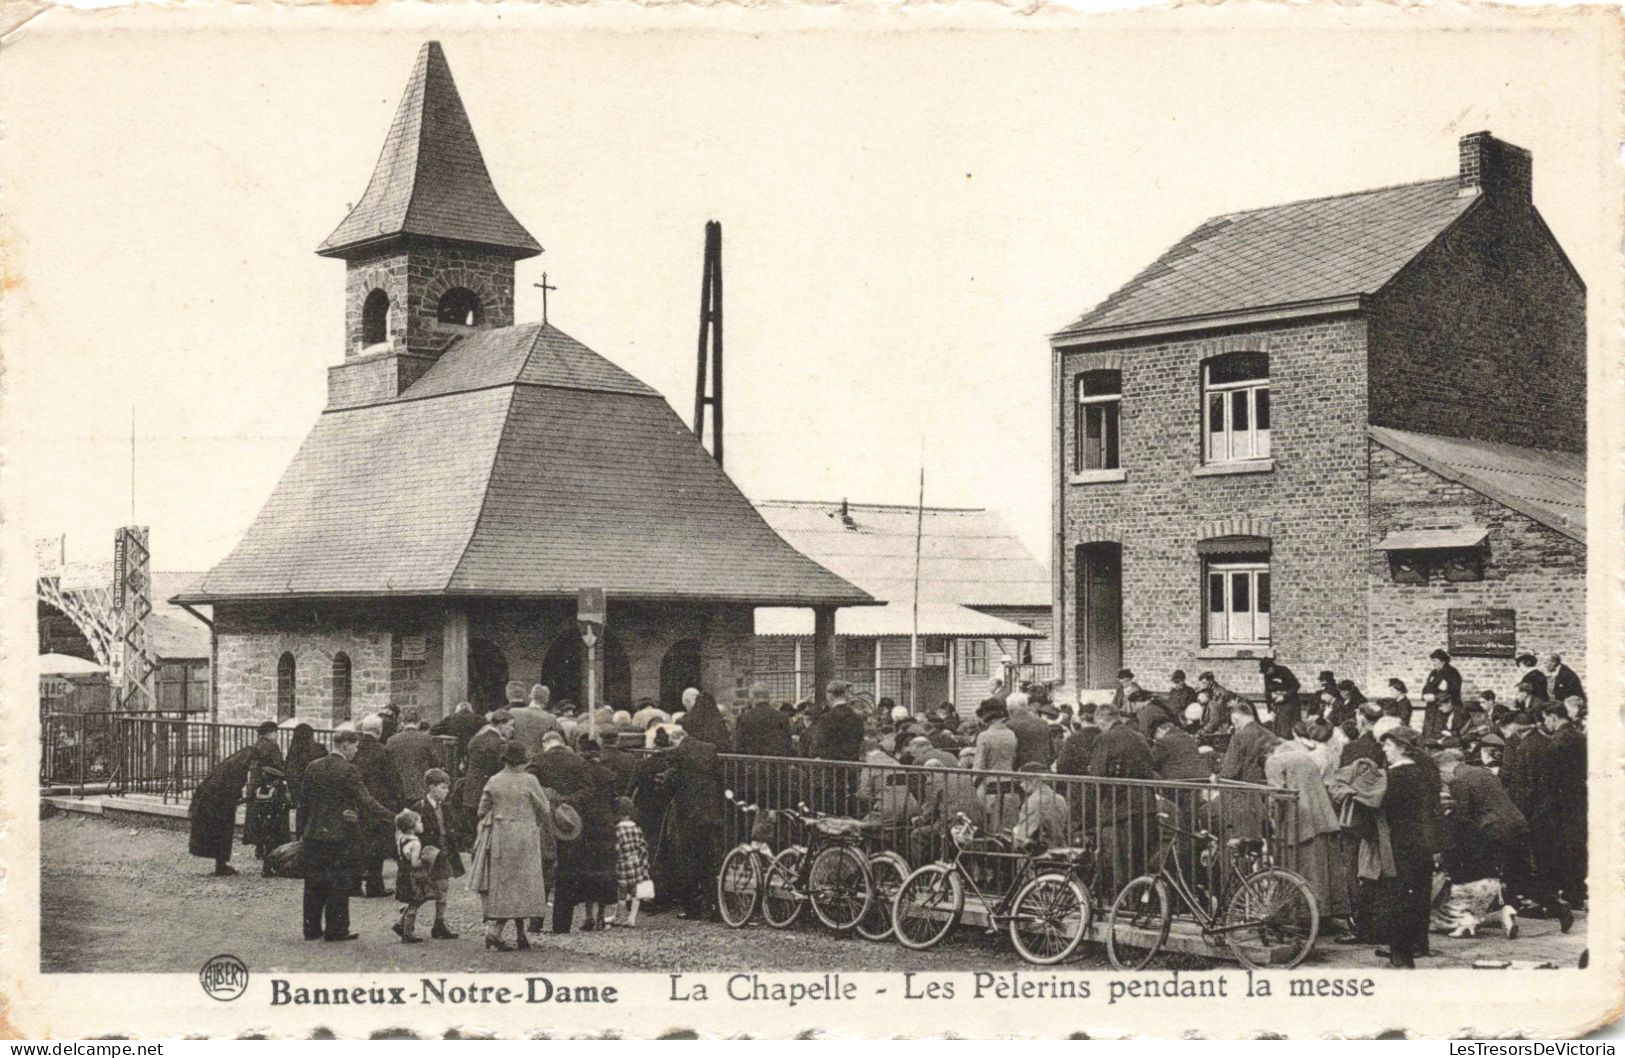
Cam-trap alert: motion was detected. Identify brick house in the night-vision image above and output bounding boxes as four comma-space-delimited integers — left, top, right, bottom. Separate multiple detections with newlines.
751, 500, 1050, 714
1050, 132, 1585, 700
176, 43, 869, 723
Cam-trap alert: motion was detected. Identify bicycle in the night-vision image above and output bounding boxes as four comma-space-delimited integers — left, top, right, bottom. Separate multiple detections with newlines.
891, 814, 1094, 965
716, 791, 775, 928
1105, 810, 1319, 971
757, 802, 874, 934
854, 821, 911, 942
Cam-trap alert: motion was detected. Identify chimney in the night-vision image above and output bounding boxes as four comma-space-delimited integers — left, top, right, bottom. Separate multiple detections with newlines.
1458, 131, 1532, 202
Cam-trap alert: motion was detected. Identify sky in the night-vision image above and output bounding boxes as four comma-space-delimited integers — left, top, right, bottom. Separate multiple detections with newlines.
1, 7, 1616, 580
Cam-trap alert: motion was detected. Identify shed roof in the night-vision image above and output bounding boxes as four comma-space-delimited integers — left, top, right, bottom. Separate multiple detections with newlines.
755, 601, 1042, 639
317, 42, 541, 259
180, 324, 871, 607
751, 500, 1049, 614
1056, 178, 1476, 339
1369, 427, 1585, 544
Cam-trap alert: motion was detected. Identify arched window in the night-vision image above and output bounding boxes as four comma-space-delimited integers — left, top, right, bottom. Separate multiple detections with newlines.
436, 287, 482, 327
277, 652, 296, 721
659, 639, 703, 712
469, 639, 509, 713
361, 289, 391, 345
1202, 352, 1270, 464
331, 652, 352, 722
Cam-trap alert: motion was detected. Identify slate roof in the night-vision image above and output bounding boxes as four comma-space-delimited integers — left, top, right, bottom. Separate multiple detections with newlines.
1369, 427, 1586, 544
317, 42, 541, 259
179, 325, 871, 607
149, 572, 211, 659
1057, 177, 1477, 338
750, 501, 1049, 637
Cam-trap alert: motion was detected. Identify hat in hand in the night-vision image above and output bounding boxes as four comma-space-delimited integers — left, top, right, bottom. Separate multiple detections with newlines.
551, 802, 583, 842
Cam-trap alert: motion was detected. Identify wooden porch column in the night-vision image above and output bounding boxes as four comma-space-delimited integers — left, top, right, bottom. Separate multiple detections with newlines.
442, 608, 469, 718
813, 606, 837, 707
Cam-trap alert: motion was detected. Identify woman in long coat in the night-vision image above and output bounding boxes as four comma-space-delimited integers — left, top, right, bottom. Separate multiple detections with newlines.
1264, 734, 1345, 919
630, 729, 678, 912
552, 739, 621, 933
188, 721, 280, 876
662, 727, 724, 919
284, 724, 325, 838
469, 743, 552, 951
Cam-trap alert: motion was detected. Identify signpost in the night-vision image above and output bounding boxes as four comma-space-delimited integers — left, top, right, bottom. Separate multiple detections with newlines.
578, 588, 606, 742
1448, 607, 1517, 659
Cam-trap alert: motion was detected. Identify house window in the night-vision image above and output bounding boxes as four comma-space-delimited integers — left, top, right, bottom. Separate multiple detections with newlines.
277, 652, 296, 721
1203, 353, 1270, 463
963, 639, 988, 676
1205, 556, 1271, 645
1075, 370, 1122, 471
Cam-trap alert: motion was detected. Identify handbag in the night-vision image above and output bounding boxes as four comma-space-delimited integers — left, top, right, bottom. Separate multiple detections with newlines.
635, 878, 655, 901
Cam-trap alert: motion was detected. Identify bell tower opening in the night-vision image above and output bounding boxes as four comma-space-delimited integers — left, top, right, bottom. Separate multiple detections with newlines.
436, 287, 482, 327
361, 289, 392, 346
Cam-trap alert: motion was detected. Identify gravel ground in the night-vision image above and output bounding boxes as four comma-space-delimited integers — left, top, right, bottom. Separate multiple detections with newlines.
41, 812, 1581, 976
40, 813, 1085, 975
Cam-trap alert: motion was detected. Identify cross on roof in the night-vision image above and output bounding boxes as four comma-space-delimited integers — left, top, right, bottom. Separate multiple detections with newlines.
534, 273, 558, 325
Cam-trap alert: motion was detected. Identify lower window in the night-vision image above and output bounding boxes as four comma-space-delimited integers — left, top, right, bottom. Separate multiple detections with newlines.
1206, 557, 1270, 645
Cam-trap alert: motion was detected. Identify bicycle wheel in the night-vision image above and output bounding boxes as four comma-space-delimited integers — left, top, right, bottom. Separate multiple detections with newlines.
1106, 875, 1171, 970
892, 864, 965, 950
808, 845, 873, 933
856, 851, 910, 941
1008, 873, 1093, 966
717, 846, 762, 928
1222, 867, 1320, 970
761, 848, 806, 929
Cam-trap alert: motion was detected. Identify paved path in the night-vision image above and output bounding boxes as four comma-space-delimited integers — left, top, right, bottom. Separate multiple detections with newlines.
40, 812, 1583, 976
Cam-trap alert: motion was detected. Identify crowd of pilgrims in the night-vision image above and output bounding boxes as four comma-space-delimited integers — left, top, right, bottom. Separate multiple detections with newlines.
186, 649, 1586, 966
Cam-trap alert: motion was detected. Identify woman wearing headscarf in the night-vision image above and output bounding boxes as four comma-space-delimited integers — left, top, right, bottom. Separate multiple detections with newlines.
468, 742, 553, 951
679, 690, 731, 748
1265, 725, 1345, 921
284, 723, 325, 838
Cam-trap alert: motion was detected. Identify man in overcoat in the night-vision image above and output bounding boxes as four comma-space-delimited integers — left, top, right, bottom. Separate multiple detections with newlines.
300, 729, 391, 941
386, 710, 439, 804
353, 714, 405, 896
1258, 658, 1301, 738
1086, 701, 1156, 893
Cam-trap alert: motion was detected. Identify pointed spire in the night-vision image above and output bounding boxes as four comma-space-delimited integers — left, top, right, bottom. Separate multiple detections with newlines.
318, 42, 541, 259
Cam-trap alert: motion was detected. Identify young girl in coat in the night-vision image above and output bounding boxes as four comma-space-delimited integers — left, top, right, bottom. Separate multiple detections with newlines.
393, 808, 430, 944
611, 797, 651, 928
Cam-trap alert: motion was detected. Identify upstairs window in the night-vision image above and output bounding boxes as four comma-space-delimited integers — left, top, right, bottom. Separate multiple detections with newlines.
436, 287, 482, 327
1203, 353, 1270, 463
1075, 370, 1122, 472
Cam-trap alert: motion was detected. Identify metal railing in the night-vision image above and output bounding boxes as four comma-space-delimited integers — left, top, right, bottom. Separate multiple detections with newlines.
710, 752, 1299, 909
40, 709, 191, 794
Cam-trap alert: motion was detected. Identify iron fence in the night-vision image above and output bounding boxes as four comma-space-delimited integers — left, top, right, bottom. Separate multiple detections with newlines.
40, 710, 190, 793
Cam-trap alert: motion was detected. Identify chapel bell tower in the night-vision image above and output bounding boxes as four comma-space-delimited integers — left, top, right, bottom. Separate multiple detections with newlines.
318, 42, 541, 408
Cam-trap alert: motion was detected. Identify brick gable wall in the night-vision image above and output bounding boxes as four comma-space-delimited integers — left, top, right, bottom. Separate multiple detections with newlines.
1368, 194, 1585, 452
1057, 315, 1370, 697
1366, 439, 1585, 697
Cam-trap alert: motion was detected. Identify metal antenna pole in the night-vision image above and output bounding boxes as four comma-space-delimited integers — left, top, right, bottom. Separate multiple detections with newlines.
692, 221, 723, 466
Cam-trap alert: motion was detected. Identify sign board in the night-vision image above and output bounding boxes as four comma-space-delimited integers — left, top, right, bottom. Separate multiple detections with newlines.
399, 634, 428, 662
34, 536, 64, 578
577, 587, 606, 626
40, 676, 70, 699
112, 532, 128, 610
1448, 607, 1517, 658
59, 561, 113, 593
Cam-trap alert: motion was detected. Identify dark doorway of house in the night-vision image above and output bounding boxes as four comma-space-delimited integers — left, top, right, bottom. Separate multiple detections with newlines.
659, 638, 703, 711
468, 639, 509, 713
540, 632, 631, 710
1077, 542, 1123, 690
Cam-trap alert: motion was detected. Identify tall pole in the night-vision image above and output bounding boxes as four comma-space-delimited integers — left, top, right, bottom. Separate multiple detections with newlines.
130, 406, 136, 522
911, 465, 924, 668
692, 221, 724, 467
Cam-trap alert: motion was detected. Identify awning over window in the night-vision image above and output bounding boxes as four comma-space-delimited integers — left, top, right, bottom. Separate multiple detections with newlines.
1374, 528, 1487, 552
1196, 535, 1271, 556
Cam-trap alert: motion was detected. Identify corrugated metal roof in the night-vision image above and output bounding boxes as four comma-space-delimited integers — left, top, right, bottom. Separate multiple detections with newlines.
755, 601, 1042, 638
317, 42, 541, 259
1057, 178, 1476, 337
1369, 427, 1585, 544
752, 500, 1049, 609
180, 328, 870, 607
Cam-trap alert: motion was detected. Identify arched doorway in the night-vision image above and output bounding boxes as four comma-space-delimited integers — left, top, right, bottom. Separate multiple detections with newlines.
660, 638, 703, 712
468, 639, 509, 713
540, 631, 631, 710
